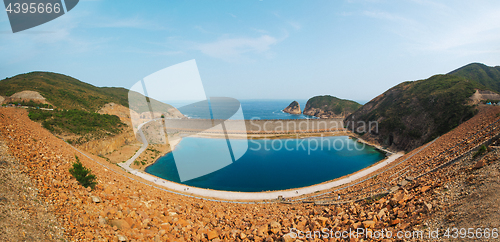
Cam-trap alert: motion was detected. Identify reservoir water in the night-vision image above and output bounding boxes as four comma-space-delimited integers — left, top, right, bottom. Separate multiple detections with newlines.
145, 136, 385, 192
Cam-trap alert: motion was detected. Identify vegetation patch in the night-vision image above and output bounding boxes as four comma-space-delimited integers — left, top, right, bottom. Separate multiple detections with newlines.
3, 100, 53, 109
305, 95, 361, 115
28, 109, 125, 144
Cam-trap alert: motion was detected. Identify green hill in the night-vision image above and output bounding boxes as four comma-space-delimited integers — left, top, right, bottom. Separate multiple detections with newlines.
345, 63, 499, 151
449, 63, 500, 93
0, 71, 181, 144
303, 95, 361, 118
0, 72, 176, 114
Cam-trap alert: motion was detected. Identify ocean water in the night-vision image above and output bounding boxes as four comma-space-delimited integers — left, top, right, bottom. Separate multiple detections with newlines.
145, 136, 385, 192
165, 99, 314, 120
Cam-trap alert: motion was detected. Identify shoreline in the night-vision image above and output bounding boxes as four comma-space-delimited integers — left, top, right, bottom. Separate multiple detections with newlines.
120, 147, 403, 201
120, 125, 397, 200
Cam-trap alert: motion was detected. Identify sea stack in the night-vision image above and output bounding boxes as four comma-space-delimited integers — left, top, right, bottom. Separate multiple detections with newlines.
283, 101, 301, 115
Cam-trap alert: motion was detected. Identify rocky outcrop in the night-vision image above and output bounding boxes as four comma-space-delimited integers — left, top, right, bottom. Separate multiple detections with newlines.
77, 127, 138, 156
303, 95, 361, 118
4, 90, 52, 106
282, 101, 301, 115
0, 95, 4, 104
98, 103, 133, 126
10, 90, 46, 101
469, 89, 500, 104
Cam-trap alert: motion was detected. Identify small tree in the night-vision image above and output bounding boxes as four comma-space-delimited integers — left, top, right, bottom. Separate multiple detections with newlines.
69, 156, 97, 189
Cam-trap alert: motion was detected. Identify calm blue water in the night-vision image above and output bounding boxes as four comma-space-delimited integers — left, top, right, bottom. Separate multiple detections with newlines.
165, 99, 314, 120
145, 136, 385, 192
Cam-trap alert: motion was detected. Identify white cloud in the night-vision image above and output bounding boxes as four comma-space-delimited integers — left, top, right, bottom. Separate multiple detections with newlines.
288, 21, 301, 30
196, 35, 279, 61
359, 1, 500, 55
420, 9, 500, 52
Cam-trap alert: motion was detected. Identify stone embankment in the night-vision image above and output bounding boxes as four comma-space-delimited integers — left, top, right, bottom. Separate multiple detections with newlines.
163, 118, 344, 134
1, 106, 500, 241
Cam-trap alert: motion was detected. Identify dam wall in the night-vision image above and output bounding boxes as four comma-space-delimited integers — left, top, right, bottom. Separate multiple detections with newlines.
162, 118, 344, 134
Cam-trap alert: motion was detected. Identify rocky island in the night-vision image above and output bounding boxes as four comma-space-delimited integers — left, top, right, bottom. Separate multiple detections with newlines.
282, 100, 301, 114
302, 95, 361, 118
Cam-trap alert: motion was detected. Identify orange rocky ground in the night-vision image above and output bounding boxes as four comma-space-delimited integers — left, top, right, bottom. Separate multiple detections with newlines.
1, 106, 500, 241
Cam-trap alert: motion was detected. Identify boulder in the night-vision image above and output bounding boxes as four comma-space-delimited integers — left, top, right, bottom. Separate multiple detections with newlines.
109, 219, 131, 231
269, 221, 281, 234
283, 232, 296, 242
473, 159, 485, 169
207, 230, 218, 240
91, 196, 101, 203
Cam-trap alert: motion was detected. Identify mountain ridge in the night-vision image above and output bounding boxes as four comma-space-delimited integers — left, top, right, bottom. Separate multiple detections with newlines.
345, 63, 500, 151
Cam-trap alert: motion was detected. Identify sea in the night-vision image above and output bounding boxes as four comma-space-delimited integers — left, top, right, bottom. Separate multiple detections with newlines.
165, 99, 313, 120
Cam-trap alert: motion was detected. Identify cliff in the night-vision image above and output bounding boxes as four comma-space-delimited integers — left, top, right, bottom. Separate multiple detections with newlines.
283, 101, 301, 115
303, 95, 361, 118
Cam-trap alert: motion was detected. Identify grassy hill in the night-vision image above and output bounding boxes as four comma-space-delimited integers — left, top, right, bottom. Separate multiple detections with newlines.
345, 63, 500, 151
0, 72, 131, 112
303, 95, 361, 118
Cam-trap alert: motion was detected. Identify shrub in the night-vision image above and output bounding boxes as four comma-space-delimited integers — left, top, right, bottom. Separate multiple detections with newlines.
69, 156, 97, 189
472, 145, 487, 159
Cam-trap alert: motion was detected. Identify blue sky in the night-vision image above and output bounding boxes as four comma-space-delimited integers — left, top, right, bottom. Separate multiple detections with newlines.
1, 0, 500, 102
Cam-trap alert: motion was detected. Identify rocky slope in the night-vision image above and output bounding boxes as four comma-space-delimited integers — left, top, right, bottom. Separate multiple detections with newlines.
282, 101, 301, 115
1, 105, 500, 241
303, 95, 361, 118
345, 63, 500, 151
0, 138, 65, 241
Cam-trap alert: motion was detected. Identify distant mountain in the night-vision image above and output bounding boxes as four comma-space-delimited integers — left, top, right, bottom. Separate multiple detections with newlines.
303, 95, 361, 118
345, 63, 500, 151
